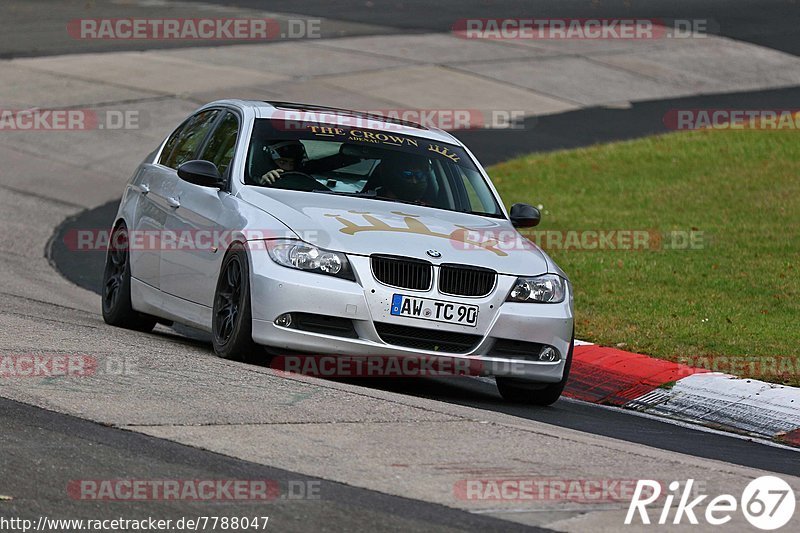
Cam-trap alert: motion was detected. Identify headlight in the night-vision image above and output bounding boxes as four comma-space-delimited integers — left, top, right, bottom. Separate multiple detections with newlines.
507, 274, 567, 303
266, 240, 355, 281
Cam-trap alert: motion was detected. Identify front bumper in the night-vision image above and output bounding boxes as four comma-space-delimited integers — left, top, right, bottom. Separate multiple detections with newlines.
248, 250, 574, 382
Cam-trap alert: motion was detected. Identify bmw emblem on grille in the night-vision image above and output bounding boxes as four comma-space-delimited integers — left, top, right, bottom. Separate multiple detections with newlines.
426, 249, 442, 258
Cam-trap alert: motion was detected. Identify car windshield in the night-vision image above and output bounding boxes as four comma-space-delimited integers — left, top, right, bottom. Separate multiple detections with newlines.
245, 119, 503, 217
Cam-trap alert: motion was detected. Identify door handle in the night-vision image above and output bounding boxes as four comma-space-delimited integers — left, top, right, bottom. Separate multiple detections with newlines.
167, 196, 181, 208
140, 184, 150, 195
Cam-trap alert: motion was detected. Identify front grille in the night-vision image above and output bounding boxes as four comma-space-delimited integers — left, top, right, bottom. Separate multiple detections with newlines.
491, 338, 545, 359
371, 255, 432, 291
292, 313, 358, 338
438, 264, 497, 297
374, 323, 482, 353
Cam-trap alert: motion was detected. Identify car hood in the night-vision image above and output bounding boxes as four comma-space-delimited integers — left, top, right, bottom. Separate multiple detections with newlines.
239, 187, 548, 275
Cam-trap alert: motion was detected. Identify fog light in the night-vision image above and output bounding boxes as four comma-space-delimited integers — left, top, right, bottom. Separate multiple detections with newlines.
275, 313, 293, 327
538, 346, 559, 362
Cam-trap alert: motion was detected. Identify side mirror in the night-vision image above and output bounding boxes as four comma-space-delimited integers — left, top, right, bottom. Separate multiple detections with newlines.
509, 203, 541, 228
177, 160, 225, 188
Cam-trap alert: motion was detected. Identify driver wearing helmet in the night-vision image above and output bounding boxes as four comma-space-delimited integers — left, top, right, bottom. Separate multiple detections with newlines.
378, 155, 432, 204
257, 140, 307, 185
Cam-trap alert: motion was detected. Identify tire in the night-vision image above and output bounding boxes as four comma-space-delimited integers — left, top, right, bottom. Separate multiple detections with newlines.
212, 244, 258, 360
101, 224, 157, 332
496, 334, 574, 406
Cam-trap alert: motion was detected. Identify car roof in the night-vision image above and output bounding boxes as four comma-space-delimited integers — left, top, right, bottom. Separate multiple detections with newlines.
203, 99, 463, 145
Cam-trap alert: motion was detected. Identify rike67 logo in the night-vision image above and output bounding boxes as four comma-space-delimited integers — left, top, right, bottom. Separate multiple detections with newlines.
626, 476, 796, 529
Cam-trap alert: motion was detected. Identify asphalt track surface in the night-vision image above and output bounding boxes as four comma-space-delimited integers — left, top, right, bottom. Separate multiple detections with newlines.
0, 397, 542, 533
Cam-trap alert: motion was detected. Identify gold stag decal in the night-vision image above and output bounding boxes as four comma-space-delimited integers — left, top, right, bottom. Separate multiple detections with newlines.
427, 144, 460, 162
324, 210, 506, 256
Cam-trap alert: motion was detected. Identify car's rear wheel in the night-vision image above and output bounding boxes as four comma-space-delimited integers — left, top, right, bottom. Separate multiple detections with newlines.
212, 244, 258, 360
496, 333, 574, 406
101, 224, 157, 332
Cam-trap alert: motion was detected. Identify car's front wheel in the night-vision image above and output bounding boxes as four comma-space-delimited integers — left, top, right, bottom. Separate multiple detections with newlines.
496, 334, 574, 406
101, 223, 157, 332
212, 244, 258, 360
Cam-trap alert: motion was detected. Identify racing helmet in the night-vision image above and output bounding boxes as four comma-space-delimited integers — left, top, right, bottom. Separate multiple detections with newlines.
267, 140, 308, 165
382, 154, 432, 202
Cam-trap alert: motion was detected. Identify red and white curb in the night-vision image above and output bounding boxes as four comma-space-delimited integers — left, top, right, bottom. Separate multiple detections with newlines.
565, 342, 800, 447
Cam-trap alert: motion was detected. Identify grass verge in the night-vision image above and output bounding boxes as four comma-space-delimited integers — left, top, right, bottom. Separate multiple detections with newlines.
490, 128, 799, 384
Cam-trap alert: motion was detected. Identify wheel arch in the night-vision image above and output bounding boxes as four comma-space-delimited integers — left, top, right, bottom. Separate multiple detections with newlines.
219, 236, 255, 306
111, 216, 128, 231
222, 231, 257, 276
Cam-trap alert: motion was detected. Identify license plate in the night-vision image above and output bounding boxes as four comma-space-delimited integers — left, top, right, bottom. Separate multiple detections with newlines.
390, 294, 479, 327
